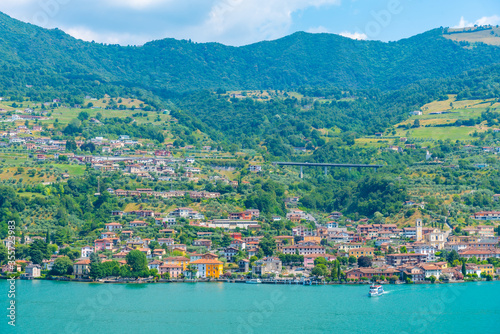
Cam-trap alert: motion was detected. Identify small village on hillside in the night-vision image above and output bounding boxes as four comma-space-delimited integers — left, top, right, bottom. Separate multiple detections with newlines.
1, 96, 500, 285
1, 3, 500, 333
3, 192, 499, 283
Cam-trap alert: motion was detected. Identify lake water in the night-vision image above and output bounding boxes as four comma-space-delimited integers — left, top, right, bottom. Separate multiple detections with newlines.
0, 280, 498, 334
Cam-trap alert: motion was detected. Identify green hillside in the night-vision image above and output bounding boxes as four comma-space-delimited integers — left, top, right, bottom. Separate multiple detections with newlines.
1, 11, 500, 96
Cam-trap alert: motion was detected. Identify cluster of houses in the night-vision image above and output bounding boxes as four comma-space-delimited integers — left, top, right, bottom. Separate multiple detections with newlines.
3, 208, 499, 282
112, 188, 221, 200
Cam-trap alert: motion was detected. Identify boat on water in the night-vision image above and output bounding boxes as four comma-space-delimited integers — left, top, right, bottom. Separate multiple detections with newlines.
368, 285, 384, 297
246, 279, 262, 284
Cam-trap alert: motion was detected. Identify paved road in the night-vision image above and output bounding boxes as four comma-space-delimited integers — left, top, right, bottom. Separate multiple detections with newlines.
444, 221, 452, 241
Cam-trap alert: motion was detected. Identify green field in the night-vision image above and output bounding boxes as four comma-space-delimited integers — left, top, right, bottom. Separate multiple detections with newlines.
51, 164, 86, 176
46, 107, 171, 126
396, 126, 479, 141
0, 152, 29, 165
443, 26, 500, 46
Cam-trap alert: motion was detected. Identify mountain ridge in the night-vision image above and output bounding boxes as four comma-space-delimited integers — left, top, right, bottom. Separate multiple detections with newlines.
1, 11, 500, 93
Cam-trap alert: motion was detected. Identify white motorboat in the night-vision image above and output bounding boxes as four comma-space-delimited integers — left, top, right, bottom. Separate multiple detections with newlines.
368, 285, 384, 297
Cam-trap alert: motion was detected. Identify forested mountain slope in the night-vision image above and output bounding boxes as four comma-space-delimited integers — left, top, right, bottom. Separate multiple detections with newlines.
1, 11, 500, 94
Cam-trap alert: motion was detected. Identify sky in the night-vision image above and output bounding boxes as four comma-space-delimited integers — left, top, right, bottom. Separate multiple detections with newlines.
0, 0, 499, 46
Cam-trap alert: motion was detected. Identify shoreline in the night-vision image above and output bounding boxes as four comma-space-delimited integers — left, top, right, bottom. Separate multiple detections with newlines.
2, 276, 499, 285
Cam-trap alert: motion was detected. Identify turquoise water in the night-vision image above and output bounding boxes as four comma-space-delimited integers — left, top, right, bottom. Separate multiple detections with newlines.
0, 280, 499, 333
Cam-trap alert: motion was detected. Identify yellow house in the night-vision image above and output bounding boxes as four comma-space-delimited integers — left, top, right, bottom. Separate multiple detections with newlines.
349, 247, 375, 259
304, 236, 322, 244
478, 264, 494, 275
73, 259, 91, 279
163, 256, 190, 270
433, 261, 448, 269
190, 259, 224, 278
448, 235, 479, 243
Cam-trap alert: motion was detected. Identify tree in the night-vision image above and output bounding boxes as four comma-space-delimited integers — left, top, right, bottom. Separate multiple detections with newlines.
429, 275, 437, 283
149, 268, 159, 279
52, 256, 73, 276
357, 256, 372, 268
312, 264, 328, 277
66, 140, 77, 151
330, 264, 337, 280
89, 252, 101, 264
446, 250, 459, 264
348, 255, 357, 265
400, 246, 407, 254
0, 244, 8, 264
77, 111, 89, 121
220, 234, 232, 248
120, 265, 132, 278
30, 249, 44, 265
89, 262, 104, 280
314, 257, 327, 266
461, 261, 466, 277
29, 239, 50, 265
259, 236, 276, 257
126, 250, 148, 273
149, 241, 160, 251
59, 247, 80, 261
186, 264, 198, 279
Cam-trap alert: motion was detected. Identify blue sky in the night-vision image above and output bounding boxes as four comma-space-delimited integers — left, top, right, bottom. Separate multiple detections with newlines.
0, 0, 499, 46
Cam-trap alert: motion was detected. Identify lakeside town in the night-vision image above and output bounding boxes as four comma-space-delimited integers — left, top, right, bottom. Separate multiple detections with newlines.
2, 3, 500, 333
3, 197, 499, 284
1, 111, 500, 285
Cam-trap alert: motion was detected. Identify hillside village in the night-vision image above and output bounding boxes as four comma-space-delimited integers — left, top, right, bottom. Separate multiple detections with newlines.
1, 6, 500, 334
3, 197, 499, 283
1, 94, 500, 284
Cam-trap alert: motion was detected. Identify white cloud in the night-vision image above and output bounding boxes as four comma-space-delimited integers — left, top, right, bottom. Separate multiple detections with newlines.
306, 27, 367, 40
65, 27, 151, 46
0, 0, 341, 46
178, 0, 341, 45
104, 0, 174, 10
307, 26, 331, 33
453, 16, 471, 28
453, 15, 500, 28
474, 15, 500, 26
339, 31, 367, 40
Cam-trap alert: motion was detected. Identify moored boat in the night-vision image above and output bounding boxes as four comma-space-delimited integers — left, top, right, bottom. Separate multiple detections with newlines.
246, 278, 262, 284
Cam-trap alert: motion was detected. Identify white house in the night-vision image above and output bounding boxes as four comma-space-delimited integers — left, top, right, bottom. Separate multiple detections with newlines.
229, 240, 246, 250
42, 259, 55, 271
81, 246, 94, 258
148, 260, 163, 271
25, 264, 41, 278
412, 244, 437, 262
464, 265, 482, 277
420, 264, 442, 279
223, 247, 239, 262
158, 238, 175, 247
326, 221, 338, 229
170, 207, 194, 218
